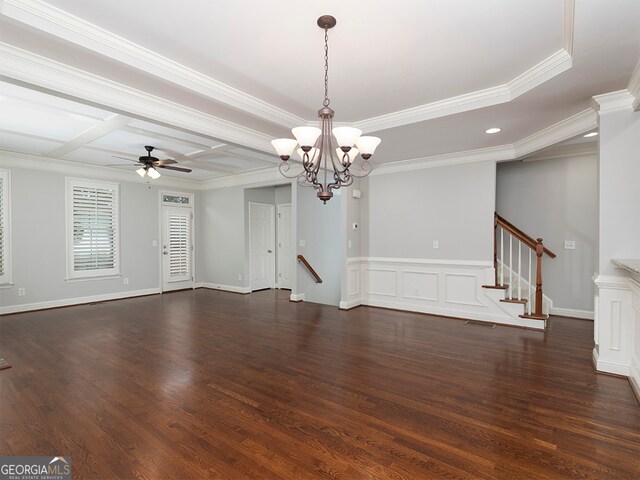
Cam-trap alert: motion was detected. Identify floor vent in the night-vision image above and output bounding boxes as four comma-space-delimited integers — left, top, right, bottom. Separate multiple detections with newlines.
465, 320, 496, 328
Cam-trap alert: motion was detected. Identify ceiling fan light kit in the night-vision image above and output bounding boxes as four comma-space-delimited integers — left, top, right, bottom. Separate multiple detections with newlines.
272, 15, 381, 203
111, 145, 192, 179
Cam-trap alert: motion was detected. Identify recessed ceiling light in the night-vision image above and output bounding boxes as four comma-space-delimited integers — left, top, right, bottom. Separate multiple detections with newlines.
485, 127, 501, 134
583, 132, 598, 138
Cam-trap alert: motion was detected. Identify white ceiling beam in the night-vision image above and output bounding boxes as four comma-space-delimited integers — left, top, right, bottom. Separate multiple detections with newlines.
121, 124, 215, 151
45, 113, 133, 157
0, 42, 275, 153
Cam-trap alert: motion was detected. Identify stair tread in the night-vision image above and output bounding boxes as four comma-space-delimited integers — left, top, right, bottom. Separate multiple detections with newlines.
519, 313, 548, 320
482, 284, 509, 290
501, 298, 527, 304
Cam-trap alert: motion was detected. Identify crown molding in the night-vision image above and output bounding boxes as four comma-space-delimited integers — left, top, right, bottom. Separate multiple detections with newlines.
513, 108, 597, 157
369, 107, 597, 176
0, 42, 275, 153
353, 50, 572, 133
2, 0, 575, 133
199, 166, 285, 191
0, 107, 600, 190
0, 150, 202, 189
0, 0, 306, 129
627, 59, 640, 111
592, 90, 635, 114
521, 141, 597, 162
369, 145, 514, 176
563, 0, 575, 55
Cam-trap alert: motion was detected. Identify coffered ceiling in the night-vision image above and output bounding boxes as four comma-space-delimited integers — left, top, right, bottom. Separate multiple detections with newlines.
0, 0, 639, 183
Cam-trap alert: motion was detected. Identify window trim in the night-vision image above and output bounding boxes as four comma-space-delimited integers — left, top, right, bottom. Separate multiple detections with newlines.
0, 169, 12, 286
65, 177, 121, 280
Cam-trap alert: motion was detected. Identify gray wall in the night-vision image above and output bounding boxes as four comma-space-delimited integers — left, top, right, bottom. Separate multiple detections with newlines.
275, 185, 292, 205
362, 161, 496, 260
496, 153, 598, 311
0, 166, 196, 308
598, 109, 640, 276
199, 186, 245, 288
296, 185, 342, 306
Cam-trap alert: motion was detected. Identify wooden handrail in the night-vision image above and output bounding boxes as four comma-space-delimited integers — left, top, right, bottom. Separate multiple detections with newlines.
493, 212, 555, 320
297, 255, 323, 283
495, 213, 556, 257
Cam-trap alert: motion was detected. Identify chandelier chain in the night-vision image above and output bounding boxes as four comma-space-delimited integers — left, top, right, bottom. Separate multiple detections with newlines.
323, 28, 330, 107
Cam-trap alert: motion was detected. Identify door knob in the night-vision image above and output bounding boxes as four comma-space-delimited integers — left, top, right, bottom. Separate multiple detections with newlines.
163, 251, 168, 255
268, 249, 273, 253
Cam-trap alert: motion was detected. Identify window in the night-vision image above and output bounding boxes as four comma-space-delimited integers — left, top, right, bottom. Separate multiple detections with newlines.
162, 194, 191, 205
66, 178, 120, 279
0, 170, 11, 285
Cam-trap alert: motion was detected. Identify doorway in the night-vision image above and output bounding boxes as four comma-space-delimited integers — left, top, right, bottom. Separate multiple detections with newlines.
249, 202, 276, 291
161, 192, 194, 292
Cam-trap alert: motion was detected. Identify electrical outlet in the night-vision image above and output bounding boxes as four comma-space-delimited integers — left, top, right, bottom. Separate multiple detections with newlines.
352, 223, 358, 230
123, 278, 129, 285
348, 239, 352, 249
564, 240, 576, 250
299, 239, 306, 247
18, 288, 26, 296
433, 240, 439, 249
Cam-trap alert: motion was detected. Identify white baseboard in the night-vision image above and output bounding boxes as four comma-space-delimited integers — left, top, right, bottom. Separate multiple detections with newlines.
593, 348, 630, 376
199, 283, 250, 294
290, 293, 305, 302
550, 307, 594, 320
339, 299, 362, 310
363, 298, 546, 330
0, 288, 161, 315
630, 353, 640, 403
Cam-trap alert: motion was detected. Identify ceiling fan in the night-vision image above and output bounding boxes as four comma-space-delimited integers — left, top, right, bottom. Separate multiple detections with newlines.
110, 145, 192, 179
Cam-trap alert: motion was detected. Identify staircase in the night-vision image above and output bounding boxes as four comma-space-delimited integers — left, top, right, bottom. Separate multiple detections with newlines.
483, 213, 556, 329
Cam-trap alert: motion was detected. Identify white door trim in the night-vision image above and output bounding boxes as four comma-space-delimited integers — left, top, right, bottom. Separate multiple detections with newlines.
276, 203, 292, 290
159, 190, 195, 293
248, 201, 276, 291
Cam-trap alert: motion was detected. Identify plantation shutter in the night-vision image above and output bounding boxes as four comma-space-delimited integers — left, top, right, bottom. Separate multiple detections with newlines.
168, 213, 190, 281
68, 179, 119, 278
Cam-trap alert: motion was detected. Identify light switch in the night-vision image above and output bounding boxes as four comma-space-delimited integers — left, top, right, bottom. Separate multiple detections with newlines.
299, 239, 306, 247
564, 240, 576, 250
152, 240, 158, 247
348, 240, 352, 249
433, 240, 439, 249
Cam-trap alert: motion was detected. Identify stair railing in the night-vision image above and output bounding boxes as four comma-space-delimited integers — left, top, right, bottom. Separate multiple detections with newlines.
297, 255, 323, 283
494, 213, 556, 318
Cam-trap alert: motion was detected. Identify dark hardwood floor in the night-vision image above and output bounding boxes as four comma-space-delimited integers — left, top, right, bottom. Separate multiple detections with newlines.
1, 289, 638, 479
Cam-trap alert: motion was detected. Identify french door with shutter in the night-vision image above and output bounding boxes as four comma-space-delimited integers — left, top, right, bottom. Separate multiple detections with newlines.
161, 194, 194, 292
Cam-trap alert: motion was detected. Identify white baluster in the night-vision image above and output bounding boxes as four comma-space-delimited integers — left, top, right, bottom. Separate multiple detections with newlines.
509, 234, 513, 299
500, 228, 504, 286
518, 241, 522, 300
528, 248, 532, 315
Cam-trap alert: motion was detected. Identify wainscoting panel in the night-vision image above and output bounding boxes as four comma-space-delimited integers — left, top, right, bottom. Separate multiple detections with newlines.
342, 257, 531, 327
402, 270, 438, 302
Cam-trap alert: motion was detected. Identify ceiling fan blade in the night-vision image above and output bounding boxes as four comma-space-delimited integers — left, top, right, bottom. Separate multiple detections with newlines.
105, 164, 140, 167
158, 165, 192, 173
111, 155, 140, 162
154, 159, 177, 166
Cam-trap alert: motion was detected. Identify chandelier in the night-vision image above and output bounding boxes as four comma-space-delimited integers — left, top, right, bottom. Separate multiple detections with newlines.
271, 15, 381, 203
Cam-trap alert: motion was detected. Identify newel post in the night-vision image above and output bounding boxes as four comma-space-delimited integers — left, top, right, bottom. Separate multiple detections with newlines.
493, 213, 498, 285
534, 238, 544, 317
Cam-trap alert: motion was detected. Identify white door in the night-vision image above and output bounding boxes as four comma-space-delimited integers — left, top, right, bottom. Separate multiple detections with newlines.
249, 202, 275, 291
162, 205, 193, 291
276, 204, 293, 289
